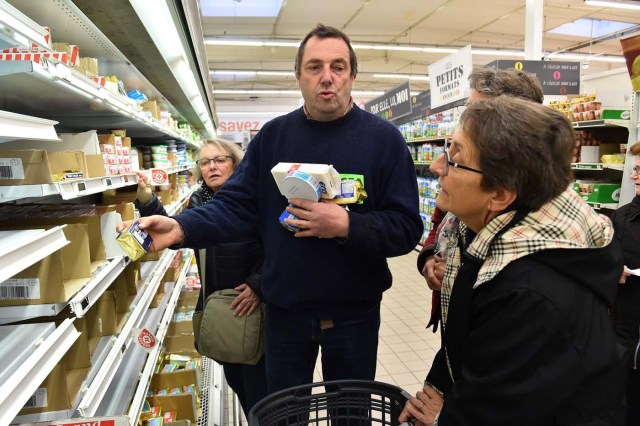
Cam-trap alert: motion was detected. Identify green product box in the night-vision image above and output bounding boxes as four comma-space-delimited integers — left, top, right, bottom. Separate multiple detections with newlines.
600, 109, 631, 120
588, 183, 621, 203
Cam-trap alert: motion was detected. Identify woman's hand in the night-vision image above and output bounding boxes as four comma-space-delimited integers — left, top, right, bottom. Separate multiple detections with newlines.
399, 384, 444, 426
231, 283, 260, 316
422, 253, 445, 291
620, 266, 631, 284
135, 170, 153, 204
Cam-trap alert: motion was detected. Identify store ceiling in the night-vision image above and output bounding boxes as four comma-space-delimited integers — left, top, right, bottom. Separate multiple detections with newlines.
201, 0, 640, 114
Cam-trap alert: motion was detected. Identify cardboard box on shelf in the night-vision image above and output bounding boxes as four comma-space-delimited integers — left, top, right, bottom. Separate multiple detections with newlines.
178, 290, 199, 308
142, 100, 160, 120
86, 154, 108, 178
147, 394, 198, 423
164, 335, 199, 359
0, 150, 88, 185
0, 223, 92, 306
167, 321, 194, 337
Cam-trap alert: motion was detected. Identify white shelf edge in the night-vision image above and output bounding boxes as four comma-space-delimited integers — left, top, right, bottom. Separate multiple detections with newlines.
0, 110, 60, 143
75, 249, 175, 417
0, 225, 69, 283
0, 318, 80, 425
69, 256, 130, 318
127, 250, 194, 424
572, 162, 624, 171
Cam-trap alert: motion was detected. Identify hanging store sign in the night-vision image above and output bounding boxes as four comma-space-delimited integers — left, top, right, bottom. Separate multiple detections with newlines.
620, 34, 640, 91
428, 45, 472, 109
487, 60, 580, 96
364, 81, 412, 120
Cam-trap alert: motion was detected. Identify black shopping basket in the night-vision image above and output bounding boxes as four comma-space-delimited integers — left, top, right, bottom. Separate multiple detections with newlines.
248, 380, 413, 426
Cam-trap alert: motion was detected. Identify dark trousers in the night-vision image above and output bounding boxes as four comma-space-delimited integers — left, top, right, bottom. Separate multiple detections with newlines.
264, 303, 380, 394
222, 355, 268, 416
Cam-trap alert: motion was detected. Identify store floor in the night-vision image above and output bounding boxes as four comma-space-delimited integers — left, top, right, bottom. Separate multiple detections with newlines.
231, 250, 439, 425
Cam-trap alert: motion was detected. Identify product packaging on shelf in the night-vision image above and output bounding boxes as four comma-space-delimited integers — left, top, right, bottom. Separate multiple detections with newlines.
0, 150, 88, 185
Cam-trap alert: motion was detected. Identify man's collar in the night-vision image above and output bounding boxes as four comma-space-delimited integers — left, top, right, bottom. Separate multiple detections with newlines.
303, 97, 354, 120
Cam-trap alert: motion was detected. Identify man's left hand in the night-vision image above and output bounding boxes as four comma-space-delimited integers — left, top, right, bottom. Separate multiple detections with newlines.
285, 198, 349, 239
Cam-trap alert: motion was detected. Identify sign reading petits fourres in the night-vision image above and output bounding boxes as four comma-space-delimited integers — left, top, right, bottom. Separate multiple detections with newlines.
365, 81, 412, 120
487, 60, 580, 96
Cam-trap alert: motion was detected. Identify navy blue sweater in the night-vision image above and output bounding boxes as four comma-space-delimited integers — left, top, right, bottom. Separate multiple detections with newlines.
174, 105, 422, 318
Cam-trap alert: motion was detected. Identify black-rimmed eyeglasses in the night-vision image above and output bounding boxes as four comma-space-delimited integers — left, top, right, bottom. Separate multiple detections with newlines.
196, 155, 233, 167
443, 143, 483, 176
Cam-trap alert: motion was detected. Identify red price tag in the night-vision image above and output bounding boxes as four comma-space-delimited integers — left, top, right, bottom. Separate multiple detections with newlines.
136, 328, 157, 350
150, 169, 168, 185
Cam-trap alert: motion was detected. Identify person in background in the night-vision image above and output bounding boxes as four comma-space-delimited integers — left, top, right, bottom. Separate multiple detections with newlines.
118, 23, 422, 395
417, 68, 545, 332
610, 141, 640, 426
400, 96, 626, 425
134, 138, 267, 416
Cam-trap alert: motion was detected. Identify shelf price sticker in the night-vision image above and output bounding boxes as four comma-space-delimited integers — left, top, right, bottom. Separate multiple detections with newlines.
47, 420, 120, 426
150, 168, 168, 185
132, 327, 157, 352
0, 278, 40, 300
0, 158, 25, 180
24, 387, 47, 408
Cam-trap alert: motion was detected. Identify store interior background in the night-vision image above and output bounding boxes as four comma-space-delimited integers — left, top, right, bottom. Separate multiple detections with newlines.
202, 0, 639, 127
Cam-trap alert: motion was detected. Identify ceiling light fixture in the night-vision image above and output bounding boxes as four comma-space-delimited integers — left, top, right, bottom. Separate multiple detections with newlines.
584, 0, 640, 11
205, 37, 625, 63
373, 73, 430, 81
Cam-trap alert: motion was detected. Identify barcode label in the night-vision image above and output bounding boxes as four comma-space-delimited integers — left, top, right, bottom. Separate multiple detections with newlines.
24, 388, 47, 408
0, 278, 40, 300
0, 158, 24, 179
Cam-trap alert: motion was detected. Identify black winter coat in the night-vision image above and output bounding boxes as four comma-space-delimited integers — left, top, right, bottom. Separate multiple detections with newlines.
427, 245, 627, 425
610, 196, 640, 351
135, 187, 264, 312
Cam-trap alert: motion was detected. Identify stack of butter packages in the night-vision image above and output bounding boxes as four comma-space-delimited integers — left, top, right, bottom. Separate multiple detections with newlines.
271, 163, 367, 232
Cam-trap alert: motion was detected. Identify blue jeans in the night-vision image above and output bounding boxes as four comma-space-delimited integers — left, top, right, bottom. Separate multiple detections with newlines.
264, 303, 380, 393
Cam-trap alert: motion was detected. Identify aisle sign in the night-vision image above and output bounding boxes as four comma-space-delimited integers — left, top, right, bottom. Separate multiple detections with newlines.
364, 81, 412, 120
428, 45, 472, 109
487, 60, 580, 95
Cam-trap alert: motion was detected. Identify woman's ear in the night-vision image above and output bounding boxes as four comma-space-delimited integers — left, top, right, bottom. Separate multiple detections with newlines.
489, 188, 517, 213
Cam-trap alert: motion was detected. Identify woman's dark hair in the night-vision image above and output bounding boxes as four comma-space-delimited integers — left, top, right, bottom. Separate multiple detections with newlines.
294, 23, 358, 78
461, 96, 574, 211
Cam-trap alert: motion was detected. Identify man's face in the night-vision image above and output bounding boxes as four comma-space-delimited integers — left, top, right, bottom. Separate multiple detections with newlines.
296, 36, 356, 122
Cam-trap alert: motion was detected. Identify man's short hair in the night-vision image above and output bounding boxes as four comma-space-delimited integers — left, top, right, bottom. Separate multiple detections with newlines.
294, 23, 358, 78
469, 68, 544, 104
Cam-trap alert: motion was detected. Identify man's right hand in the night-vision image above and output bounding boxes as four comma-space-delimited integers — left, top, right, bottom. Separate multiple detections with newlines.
422, 254, 445, 291
116, 216, 184, 252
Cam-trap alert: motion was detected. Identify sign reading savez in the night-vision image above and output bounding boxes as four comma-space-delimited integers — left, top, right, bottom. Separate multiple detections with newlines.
487, 60, 580, 95
364, 81, 412, 120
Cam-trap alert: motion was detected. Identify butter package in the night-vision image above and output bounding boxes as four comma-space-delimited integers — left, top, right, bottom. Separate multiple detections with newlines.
116, 220, 152, 260
271, 163, 341, 199
329, 174, 368, 205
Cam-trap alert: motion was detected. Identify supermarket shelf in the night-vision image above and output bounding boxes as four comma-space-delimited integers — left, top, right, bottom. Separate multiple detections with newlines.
414, 161, 434, 166
0, 110, 60, 143
127, 251, 194, 424
572, 119, 630, 129
0, 1, 51, 51
74, 249, 178, 417
0, 225, 69, 284
406, 135, 452, 144
69, 256, 130, 318
165, 185, 198, 217
6, 0, 212, 141
0, 256, 128, 325
0, 60, 193, 143
0, 319, 80, 425
572, 162, 624, 171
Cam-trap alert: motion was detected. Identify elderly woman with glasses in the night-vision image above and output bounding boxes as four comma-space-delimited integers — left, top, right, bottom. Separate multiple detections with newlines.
610, 142, 640, 425
400, 96, 626, 426
134, 138, 267, 416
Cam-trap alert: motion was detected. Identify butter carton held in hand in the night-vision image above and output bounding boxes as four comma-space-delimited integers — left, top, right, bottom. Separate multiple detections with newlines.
271, 163, 341, 199
116, 220, 153, 261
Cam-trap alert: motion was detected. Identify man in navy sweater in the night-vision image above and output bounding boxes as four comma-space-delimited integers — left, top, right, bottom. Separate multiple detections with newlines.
119, 24, 422, 394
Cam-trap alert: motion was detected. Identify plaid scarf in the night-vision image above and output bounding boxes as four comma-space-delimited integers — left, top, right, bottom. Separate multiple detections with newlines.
439, 188, 614, 335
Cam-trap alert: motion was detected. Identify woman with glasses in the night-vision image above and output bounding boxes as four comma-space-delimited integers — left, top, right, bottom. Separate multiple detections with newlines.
134, 138, 267, 416
610, 142, 640, 425
400, 96, 625, 426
